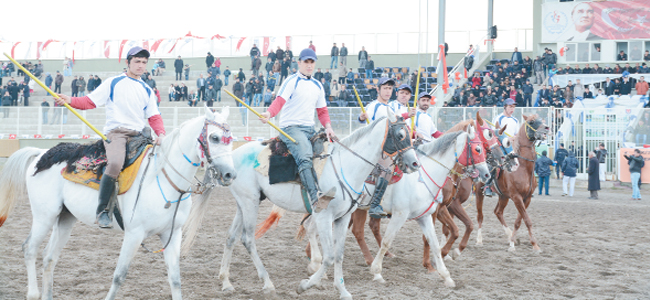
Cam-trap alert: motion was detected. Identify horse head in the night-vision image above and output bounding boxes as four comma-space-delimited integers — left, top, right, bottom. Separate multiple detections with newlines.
199, 106, 237, 186
382, 106, 420, 173
456, 122, 490, 183
522, 114, 550, 143
476, 112, 507, 169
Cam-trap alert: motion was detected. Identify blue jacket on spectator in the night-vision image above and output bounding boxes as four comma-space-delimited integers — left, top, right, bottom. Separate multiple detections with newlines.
561, 153, 579, 177
535, 153, 554, 177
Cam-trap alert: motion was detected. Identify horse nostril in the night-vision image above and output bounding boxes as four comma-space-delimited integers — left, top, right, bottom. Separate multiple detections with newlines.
412, 161, 420, 168
223, 173, 232, 180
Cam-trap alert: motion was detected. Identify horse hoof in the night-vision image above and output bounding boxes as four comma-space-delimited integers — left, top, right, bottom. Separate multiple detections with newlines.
385, 252, 396, 258
26, 293, 40, 300
533, 246, 542, 253
451, 248, 461, 260
341, 294, 353, 300
508, 246, 516, 252
444, 254, 453, 261
476, 240, 483, 246
263, 288, 278, 299
296, 279, 309, 294
426, 268, 438, 275
444, 278, 456, 288
373, 273, 385, 283
222, 285, 235, 292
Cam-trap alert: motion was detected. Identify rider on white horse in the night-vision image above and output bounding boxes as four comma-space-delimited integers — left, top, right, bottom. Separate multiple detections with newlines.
259, 48, 336, 213
413, 92, 443, 142
54, 46, 166, 228
388, 84, 416, 118
484, 98, 520, 197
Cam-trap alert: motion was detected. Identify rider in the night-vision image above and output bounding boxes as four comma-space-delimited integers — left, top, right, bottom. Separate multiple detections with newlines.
484, 98, 519, 197
358, 77, 400, 218
259, 48, 337, 213
55, 46, 166, 228
413, 92, 443, 142
388, 84, 416, 119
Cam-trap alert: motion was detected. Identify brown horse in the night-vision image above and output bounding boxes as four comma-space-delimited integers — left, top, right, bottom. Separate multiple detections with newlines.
475, 114, 549, 252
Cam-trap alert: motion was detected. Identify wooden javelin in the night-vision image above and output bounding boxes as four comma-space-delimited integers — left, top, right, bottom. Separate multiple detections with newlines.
352, 86, 369, 124
222, 88, 296, 143
3, 52, 110, 142
412, 66, 422, 131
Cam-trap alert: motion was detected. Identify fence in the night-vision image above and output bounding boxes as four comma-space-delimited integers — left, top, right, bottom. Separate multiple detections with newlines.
2, 106, 648, 180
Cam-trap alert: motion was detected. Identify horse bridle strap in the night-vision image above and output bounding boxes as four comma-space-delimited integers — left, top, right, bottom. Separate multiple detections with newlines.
332, 137, 391, 174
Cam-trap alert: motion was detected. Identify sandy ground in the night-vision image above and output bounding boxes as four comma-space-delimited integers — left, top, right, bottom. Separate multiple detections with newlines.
1, 172, 650, 300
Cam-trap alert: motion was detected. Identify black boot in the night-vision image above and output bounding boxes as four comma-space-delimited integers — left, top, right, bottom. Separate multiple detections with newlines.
369, 177, 388, 219
96, 175, 117, 228
299, 169, 335, 213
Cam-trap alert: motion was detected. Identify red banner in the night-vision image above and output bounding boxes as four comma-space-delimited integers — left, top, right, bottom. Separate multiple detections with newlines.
262, 37, 270, 56
11, 42, 20, 58
142, 40, 149, 51
286, 36, 291, 50
118, 39, 128, 62
542, 0, 650, 42
150, 39, 164, 53
211, 34, 226, 40
104, 41, 110, 58
167, 38, 180, 54
236, 37, 246, 52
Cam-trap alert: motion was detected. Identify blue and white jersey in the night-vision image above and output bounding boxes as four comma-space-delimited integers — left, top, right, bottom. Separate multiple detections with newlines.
415, 110, 437, 141
388, 100, 409, 116
492, 113, 520, 137
363, 100, 395, 123
88, 73, 160, 134
276, 72, 326, 128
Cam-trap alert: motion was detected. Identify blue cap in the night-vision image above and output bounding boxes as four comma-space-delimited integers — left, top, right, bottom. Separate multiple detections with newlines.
299, 48, 317, 61
504, 98, 516, 106
419, 92, 432, 99
397, 84, 412, 93
377, 77, 395, 86
127, 46, 150, 59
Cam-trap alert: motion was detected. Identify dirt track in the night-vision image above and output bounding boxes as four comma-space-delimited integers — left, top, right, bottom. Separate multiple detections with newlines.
1, 182, 650, 299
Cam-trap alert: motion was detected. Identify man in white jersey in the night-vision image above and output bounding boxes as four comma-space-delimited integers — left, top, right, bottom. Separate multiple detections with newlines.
484, 98, 519, 197
388, 84, 416, 119
358, 77, 399, 218
56, 47, 166, 228
259, 48, 336, 213
414, 92, 443, 141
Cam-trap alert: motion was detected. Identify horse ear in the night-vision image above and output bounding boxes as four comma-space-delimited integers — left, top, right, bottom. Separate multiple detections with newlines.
204, 104, 215, 120
499, 124, 508, 135
220, 106, 230, 120
387, 106, 397, 123
467, 123, 476, 140
522, 114, 529, 121
476, 112, 484, 126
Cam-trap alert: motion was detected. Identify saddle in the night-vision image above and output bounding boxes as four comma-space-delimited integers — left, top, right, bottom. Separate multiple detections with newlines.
35, 129, 154, 195
364, 166, 403, 185
254, 128, 330, 184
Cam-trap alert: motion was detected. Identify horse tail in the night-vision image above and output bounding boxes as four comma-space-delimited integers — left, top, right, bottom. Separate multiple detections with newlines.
295, 214, 311, 241
181, 183, 214, 257
255, 205, 285, 239
0, 147, 43, 227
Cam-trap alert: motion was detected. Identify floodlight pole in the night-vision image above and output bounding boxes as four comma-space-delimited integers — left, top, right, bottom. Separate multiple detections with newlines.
488, 0, 494, 59
437, 0, 446, 103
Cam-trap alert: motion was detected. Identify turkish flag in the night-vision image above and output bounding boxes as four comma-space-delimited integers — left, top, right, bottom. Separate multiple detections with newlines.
150, 39, 164, 53
143, 40, 149, 51
236, 37, 246, 52
33, 134, 42, 139
286, 36, 291, 50
263, 37, 270, 56
9, 134, 17, 140
58, 134, 66, 138
11, 42, 21, 58
82, 135, 90, 139
243, 136, 252, 141
104, 41, 110, 58
118, 39, 128, 62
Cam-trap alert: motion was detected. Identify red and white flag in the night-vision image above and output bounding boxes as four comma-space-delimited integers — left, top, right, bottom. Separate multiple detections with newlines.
104, 41, 111, 58
11, 42, 20, 58
142, 40, 150, 51
236, 37, 246, 52
262, 37, 270, 56
285, 36, 291, 50
118, 40, 128, 62
150, 39, 164, 53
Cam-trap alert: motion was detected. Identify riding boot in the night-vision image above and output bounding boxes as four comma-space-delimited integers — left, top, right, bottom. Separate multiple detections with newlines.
299, 169, 336, 213
369, 177, 389, 219
483, 176, 494, 197
96, 175, 117, 228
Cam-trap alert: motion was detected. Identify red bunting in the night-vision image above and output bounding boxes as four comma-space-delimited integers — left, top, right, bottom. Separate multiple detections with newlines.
118, 39, 128, 62
150, 39, 164, 53
184, 31, 204, 39
167, 38, 180, 53
104, 41, 110, 58
263, 37, 270, 56
211, 34, 226, 40
236, 37, 246, 52
72, 42, 77, 64
286, 36, 291, 50
142, 40, 149, 50
11, 42, 21, 58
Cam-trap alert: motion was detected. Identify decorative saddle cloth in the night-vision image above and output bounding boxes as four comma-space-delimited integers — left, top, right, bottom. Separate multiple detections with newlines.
35, 129, 154, 195
254, 130, 330, 184
364, 166, 404, 185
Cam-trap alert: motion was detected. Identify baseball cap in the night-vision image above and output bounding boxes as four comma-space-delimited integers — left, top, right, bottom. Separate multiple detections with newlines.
299, 48, 317, 61
504, 99, 516, 106
127, 46, 150, 59
377, 77, 395, 87
419, 92, 432, 99
397, 84, 413, 93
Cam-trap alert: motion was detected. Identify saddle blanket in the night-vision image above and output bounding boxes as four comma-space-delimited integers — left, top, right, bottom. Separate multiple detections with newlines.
254, 143, 329, 183
364, 166, 404, 185
61, 145, 152, 195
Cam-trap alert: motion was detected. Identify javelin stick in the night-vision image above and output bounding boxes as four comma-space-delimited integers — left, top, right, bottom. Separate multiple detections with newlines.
3, 52, 109, 142
352, 86, 369, 124
223, 88, 296, 143
411, 66, 422, 131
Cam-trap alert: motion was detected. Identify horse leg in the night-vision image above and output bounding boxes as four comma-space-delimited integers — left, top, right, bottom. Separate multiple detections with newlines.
370, 212, 407, 283
350, 209, 374, 265
369, 215, 395, 258
510, 195, 541, 252
219, 207, 243, 292
297, 214, 334, 295
23, 209, 60, 300
105, 231, 146, 300
475, 183, 485, 245
436, 206, 459, 260
422, 233, 436, 273
416, 215, 455, 287
332, 214, 353, 300
448, 199, 473, 257
41, 209, 77, 300
307, 218, 324, 277
239, 204, 275, 294
159, 227, 183, 300
494, 195, 513, 244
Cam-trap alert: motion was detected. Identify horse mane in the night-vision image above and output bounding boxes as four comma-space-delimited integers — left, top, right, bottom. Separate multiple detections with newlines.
419, 130, 463, 156
33, 140, 105, 175
337, 116, 387, 147
446, 119, 473, 133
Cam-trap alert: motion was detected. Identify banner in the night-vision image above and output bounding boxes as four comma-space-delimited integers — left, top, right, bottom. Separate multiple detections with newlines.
542, 0, 650, 43
118, 39, 128, 62
104, 40, 110, 58
236, 37, 246, 52
262, 37, 270, 56
286, 36, 291, 50
618, 149, 650, 183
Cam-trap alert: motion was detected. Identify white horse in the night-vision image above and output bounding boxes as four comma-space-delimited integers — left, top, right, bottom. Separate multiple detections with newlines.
301, 125, 491, 288
0, 107, 235, 300
211, 110, 420, 299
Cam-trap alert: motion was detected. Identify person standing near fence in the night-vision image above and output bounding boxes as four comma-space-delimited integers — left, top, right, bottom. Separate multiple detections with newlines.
624, 149, 645, 200
554, 143, 569, 179
588, 151, 600, 199
596, 142, 607, 181
561, 151, 578, 197
535, 150, 554, 196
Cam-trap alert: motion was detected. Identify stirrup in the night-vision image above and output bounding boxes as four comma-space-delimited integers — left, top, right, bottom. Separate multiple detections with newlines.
96, 210, 113, 229
484, 187, 493, 197
313, 187, 336, 213
369, 205, 388, 219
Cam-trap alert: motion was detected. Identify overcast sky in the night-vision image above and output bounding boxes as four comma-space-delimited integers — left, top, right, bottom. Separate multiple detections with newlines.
1, 0, 532, 41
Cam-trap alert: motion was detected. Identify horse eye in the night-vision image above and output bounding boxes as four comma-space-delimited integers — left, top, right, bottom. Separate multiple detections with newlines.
210, 133, 220, 143
399, 129, 406, 139
482, 129, 492, 140
475, 146, 482, 153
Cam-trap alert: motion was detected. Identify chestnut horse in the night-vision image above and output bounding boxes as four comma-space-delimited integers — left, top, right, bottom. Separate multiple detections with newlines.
475, 114, 549, 252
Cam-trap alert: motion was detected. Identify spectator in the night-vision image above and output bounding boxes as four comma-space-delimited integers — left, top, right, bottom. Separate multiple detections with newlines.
174, 56, 184, 81
630, 46, 642, 61
206, 52, 214, 69
180, 83, 188, 101
205, 85, 216, 107
2, 91, 12, 118
338, 63, 348, 84
188, 90, 198, 107
184, 64, 192, 80
63, 57, 72, 76
44, 72, 53, 89
41, 98, 49, 124
308, 41, 316, 52
511, 47, 523, 64
330, 80, 340, 102
233, 79, 244, 102
624, 149, 645, 200
583, 87, 594, 99
252, 78, 263, 106
263, 88, 274, 107
285, 47, 293, 60
637, 112, 650, 145
596, 142, 607, 181
324, 69, 332, 83
534, 56, 544, 84
196, 74, 206, 101
617, 50, 628, 61
365, 56, 374, 79
621, 76, 632, 95
275, 47, 284, 64
265, 58, 274, 77
604, 77, 615, 96
574, 79, 585, 99
644, 50, 650, 61
555, 143, 569, 179
635, 76, 649, 95
321, 78, 331, 101
330, 43, 339, 69
561, 152, 579, 197
214, 76, 223, 102
267, 71, 277, 90
358, 46, 368, 68
223, 66, 231, 86
156, 59, 166, 75
70, 76, 78, 97
252, 55, 262, 76
87, 75, 95, 93
153, 87, 161, 106
250, 44, 260, 65
237, 68, 246, 82
77, 76, 87, 96
168, 84, 175, 102
535, 150, 554, 196
340, 43, 348, 66
588, 151, 600, 199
